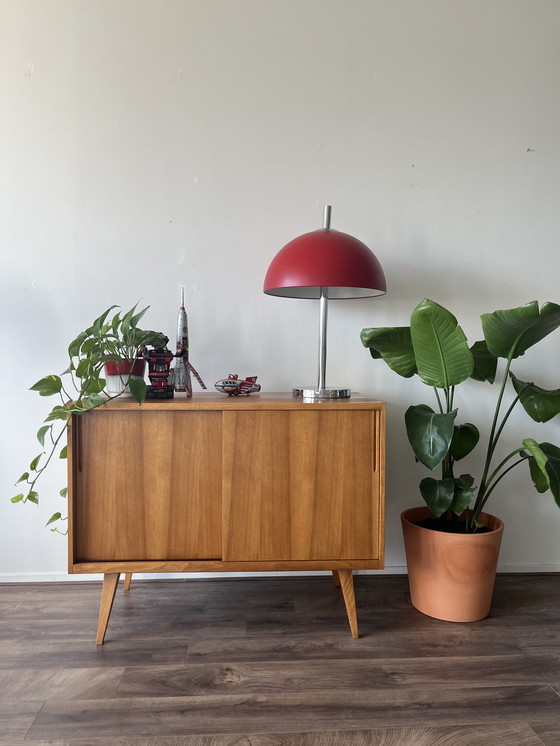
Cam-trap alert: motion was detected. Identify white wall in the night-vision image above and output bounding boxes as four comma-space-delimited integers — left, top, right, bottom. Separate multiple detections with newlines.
1, 0, 559, 580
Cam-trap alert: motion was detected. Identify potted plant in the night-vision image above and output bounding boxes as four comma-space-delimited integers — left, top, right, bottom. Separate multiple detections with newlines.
11, 303, 163, 533
361, 299, 560, 622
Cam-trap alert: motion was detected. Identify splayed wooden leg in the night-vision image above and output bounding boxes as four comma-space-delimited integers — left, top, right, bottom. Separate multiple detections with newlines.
96, 573, 120, 645
124, 572, 133, 591
338, 569, 359, 639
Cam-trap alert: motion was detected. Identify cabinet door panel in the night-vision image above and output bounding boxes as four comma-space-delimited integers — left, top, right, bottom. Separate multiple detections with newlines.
74, 410, 222, 561
222, 410, 379, 561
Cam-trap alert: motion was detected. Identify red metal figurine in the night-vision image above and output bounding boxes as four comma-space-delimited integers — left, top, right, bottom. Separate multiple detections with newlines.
143, 336, 177, 399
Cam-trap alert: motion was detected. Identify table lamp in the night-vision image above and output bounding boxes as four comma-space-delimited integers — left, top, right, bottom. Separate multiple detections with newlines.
263, 205, 387, 400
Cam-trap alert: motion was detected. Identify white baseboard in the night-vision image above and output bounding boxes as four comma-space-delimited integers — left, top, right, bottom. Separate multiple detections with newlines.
0, 564, 558, 583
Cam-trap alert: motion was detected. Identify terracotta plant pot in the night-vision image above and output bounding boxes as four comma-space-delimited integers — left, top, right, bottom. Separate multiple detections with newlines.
401, 506, 504, 623
104, 359, 145, 397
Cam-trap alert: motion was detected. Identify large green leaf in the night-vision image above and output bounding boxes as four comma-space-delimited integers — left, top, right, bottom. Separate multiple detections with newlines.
481, 301, 560, 359
527, 441, 560, 505
470, 340, 497, 383
420, 477, 455, 517
511, 373, 560, 423
450, 423, 479, 461
360, 327, 417, 378
410, 299, 474, 388
405, 404, 457, 470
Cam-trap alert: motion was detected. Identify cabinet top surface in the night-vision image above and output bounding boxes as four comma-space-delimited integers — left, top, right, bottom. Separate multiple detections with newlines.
86, 392, 385, 412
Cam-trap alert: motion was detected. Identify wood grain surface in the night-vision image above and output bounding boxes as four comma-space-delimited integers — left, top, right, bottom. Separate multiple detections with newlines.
1, 574, 559, 744
73, 411, 222, 562
222, 410, 380, 562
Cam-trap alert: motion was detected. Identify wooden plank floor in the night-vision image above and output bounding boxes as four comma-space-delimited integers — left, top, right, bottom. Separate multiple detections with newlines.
0, 574, 559, 744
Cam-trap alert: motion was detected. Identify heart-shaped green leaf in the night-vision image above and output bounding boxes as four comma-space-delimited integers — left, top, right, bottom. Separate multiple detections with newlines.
129, 377, 147, 404
44, 406, 71, 422
83, 394, 105, 410
68, 331, 87, 357
46, 512, 62, 527
405, 404, 457, 469
36, 425, 51, 447
450, 423, 479, 461
420, 477, 455, 517
450, 480, 476, 516
29, 454, 42, 471
30, 375, 62, 397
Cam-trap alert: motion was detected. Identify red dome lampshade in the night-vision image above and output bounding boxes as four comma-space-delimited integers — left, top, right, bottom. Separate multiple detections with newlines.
263, 206, 387, 400
263, 228, 386, 299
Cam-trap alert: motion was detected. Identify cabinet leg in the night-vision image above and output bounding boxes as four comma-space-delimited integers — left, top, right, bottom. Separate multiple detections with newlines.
338, 570, 359, 639
96, 573, 120, 645
124, 573, 133, 591
332, 570, 341, 587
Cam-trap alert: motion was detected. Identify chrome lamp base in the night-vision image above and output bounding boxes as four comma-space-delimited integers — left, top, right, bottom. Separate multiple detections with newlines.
293, 386, 351, 400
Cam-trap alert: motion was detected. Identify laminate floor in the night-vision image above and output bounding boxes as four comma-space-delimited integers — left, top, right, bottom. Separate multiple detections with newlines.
0, 574, 559, 744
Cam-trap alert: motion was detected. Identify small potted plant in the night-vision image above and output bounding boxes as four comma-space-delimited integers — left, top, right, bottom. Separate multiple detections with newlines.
361, 299, 560, 622
11, 303, 163, 533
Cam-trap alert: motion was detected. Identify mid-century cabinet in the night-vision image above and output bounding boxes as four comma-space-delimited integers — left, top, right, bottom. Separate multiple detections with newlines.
68, 393, 386, 643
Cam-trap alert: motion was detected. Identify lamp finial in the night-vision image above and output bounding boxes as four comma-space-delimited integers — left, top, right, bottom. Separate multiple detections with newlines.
322, 204, 332, 230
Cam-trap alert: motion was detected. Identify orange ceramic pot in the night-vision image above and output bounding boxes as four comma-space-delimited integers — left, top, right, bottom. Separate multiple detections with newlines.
401, 506, 504, 623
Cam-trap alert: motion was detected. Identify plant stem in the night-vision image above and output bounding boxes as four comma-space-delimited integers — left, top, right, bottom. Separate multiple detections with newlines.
478, 458, 526, 514
433, 387, 443, 414
484, 448, 525, 495
473, 348, 517, 520
490, 390, 523, 456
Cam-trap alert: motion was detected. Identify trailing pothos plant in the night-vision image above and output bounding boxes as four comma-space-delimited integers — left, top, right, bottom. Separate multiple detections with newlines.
361, 299, 560, 533
12, 304, 162, 532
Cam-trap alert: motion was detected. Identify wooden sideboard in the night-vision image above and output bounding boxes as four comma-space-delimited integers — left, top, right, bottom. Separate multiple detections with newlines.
68, 393, 385, 643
